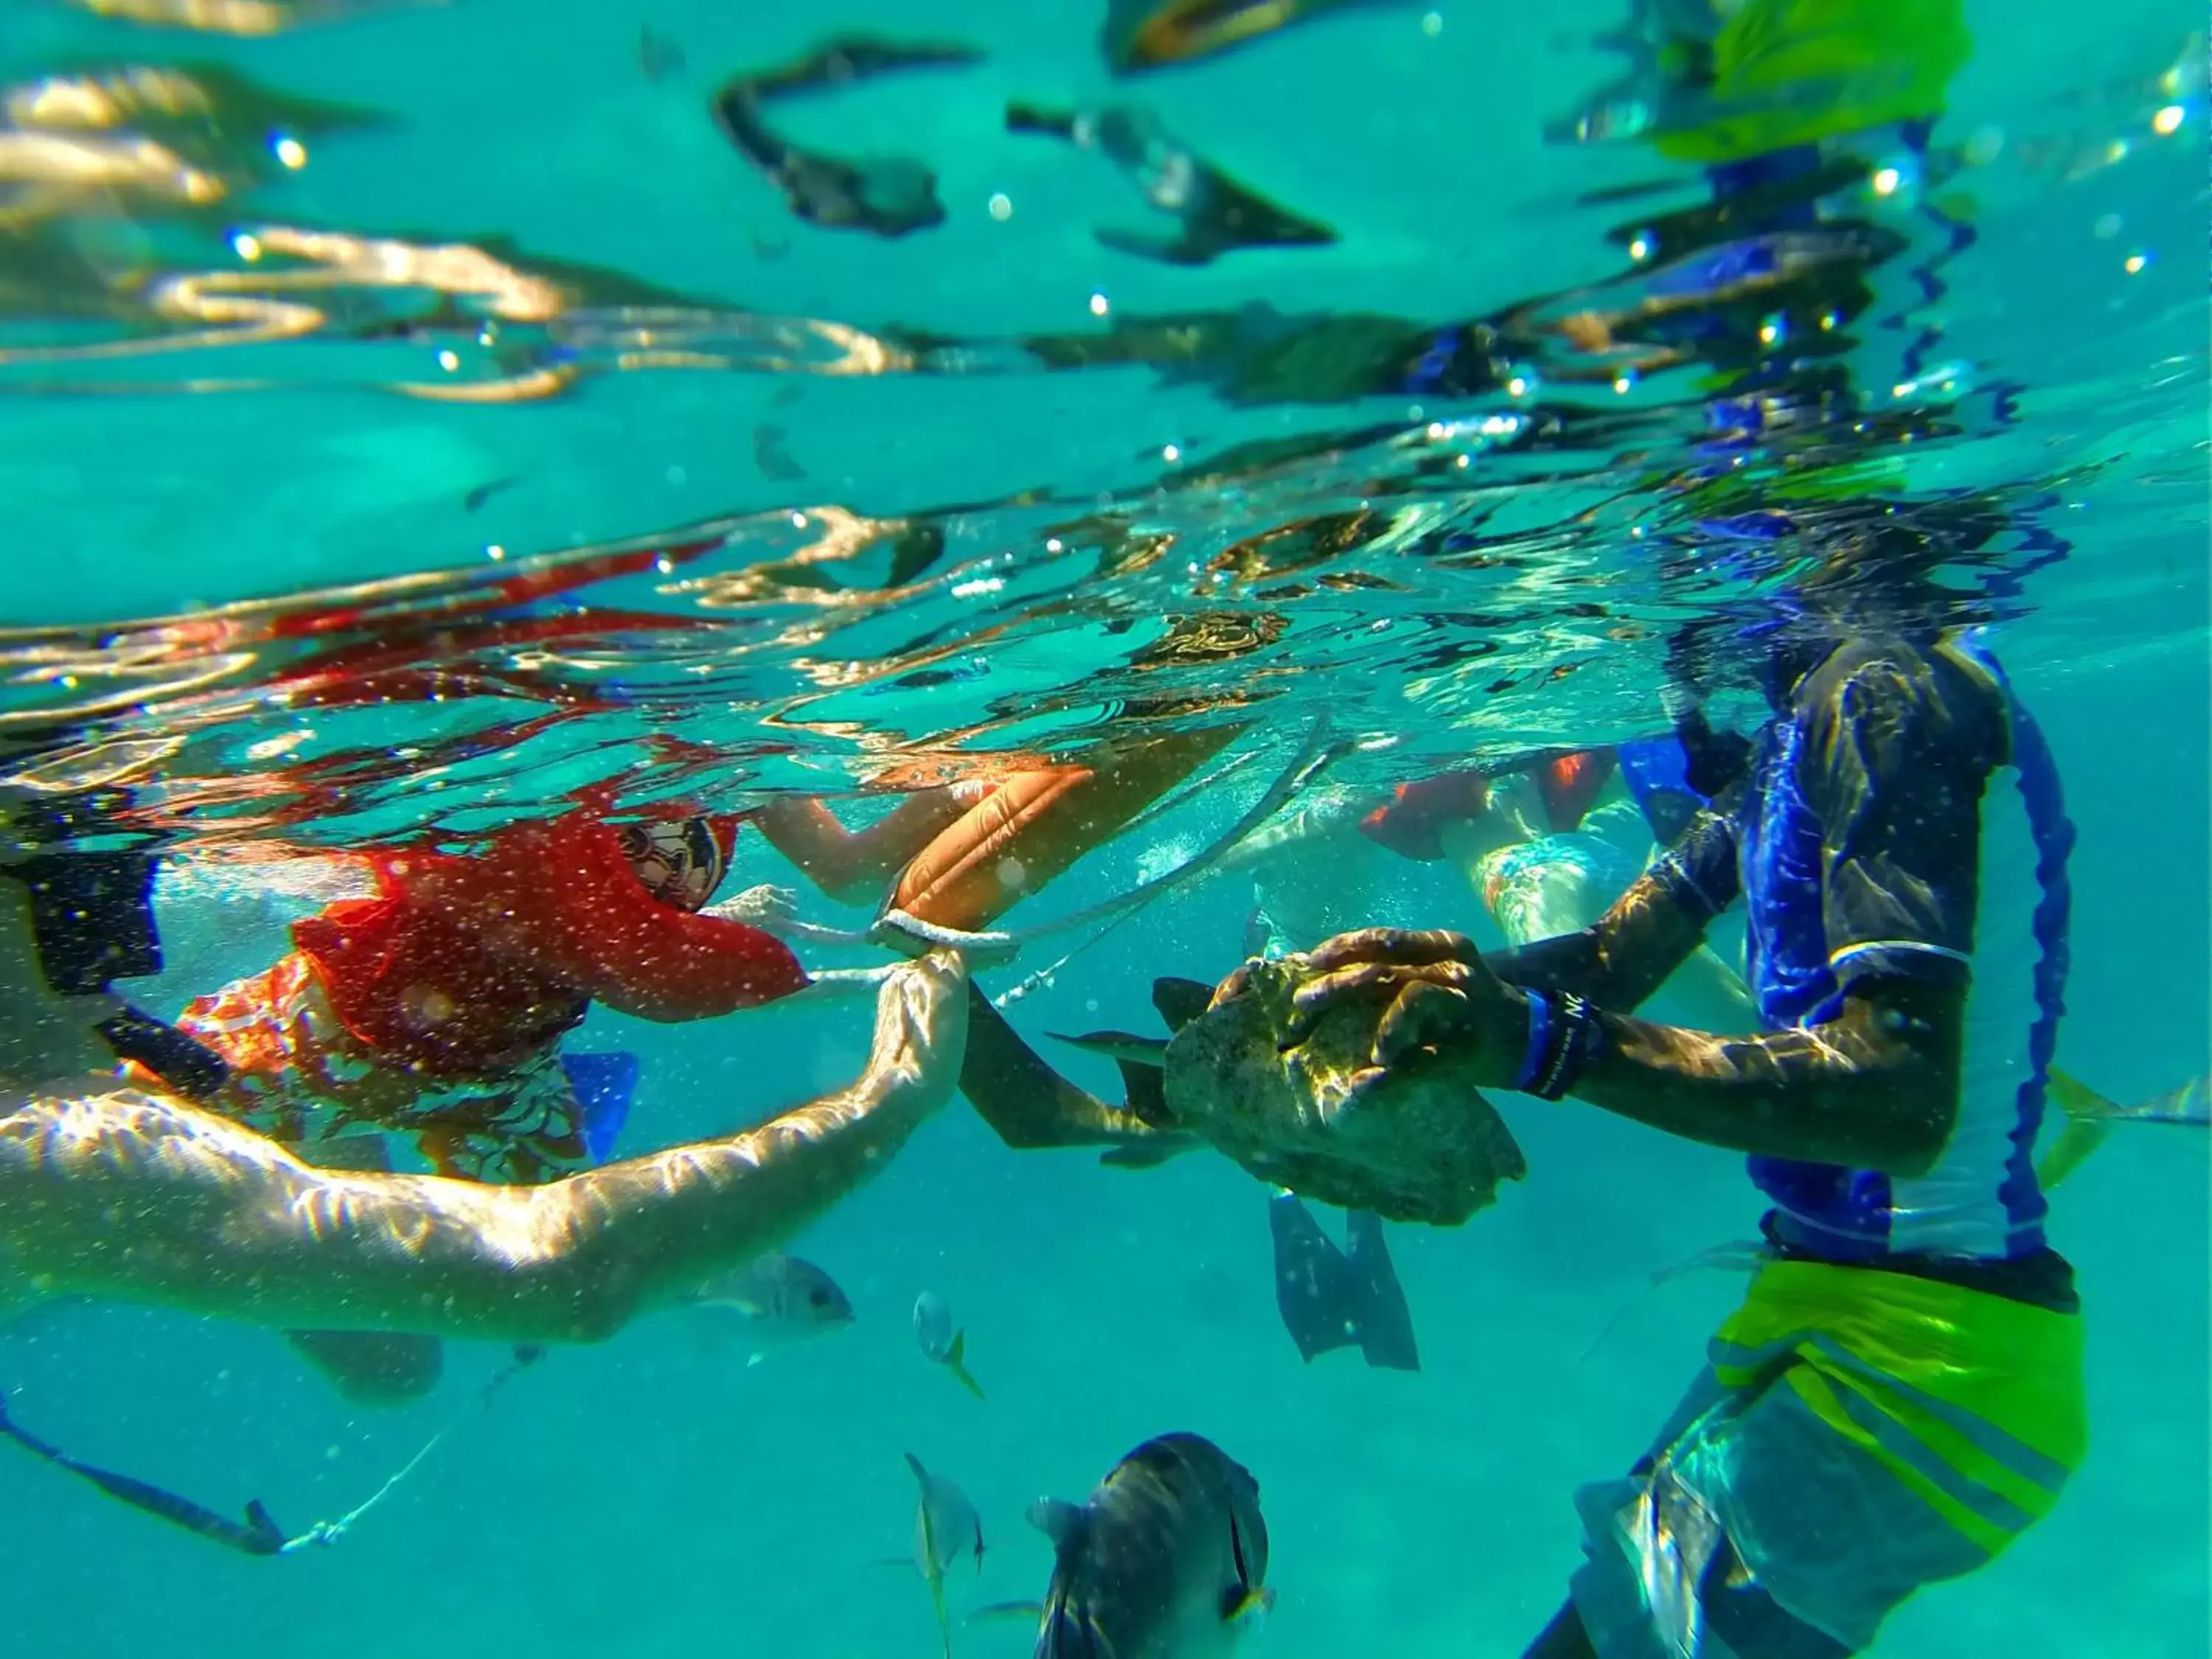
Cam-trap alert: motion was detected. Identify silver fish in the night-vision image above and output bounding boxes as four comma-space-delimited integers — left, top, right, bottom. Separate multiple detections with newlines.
686, 1253, 853, 1363
913, 1290, 986, 1400
906, 1451, 985, 1659
1027, 1433, 1272, 1659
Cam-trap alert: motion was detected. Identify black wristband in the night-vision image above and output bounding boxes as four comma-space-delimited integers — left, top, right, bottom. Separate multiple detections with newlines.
1523, 990, 1607, 1102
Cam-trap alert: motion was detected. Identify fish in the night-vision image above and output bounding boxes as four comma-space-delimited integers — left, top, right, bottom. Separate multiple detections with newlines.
684, 1252, 854, 1363
1101, 0, 1384, 74
2037, 1068, 2210, 1192
638, 25, 686, 83
1008, 1432, 1273, 1659
913, 1290, 987, 1401
906, 1451, 986, 1659
462, 475, 521, 513
754, 423, 806, 481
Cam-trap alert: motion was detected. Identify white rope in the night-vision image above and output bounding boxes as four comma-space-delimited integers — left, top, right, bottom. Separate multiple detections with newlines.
277, 1348, 538, 1554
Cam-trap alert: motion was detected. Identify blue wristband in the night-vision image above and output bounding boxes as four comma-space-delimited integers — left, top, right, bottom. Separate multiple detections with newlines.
1514, 990, 1556, 1094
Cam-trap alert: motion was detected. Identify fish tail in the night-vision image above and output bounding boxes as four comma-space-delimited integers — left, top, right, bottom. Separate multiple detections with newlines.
2053, 1066, 2211, 1128
1035, 1588, 1096, 1659
928, 1567, 954, 1659
2037, 1067, 2211, 1193
2036, 1119, 2110, 1194
2048, 1066, 2121, 1124
945, 1331, 987, 1402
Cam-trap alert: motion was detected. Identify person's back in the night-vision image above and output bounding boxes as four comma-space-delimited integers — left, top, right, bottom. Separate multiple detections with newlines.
1720, 629, 2073, 1284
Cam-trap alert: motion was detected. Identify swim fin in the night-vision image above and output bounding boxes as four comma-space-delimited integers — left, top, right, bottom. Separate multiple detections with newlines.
1343, 1209, 1419, 1371
560, 1050, 640, 1165
1267, 1193, 1421, 1371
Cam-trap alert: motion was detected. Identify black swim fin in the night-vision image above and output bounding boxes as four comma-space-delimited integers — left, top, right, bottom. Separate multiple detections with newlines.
1344, 1209, 1419, 1371
1267, 1194, 1421, 1371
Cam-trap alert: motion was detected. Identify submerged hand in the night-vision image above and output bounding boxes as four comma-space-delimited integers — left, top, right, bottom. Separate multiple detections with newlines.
702, 883, 799, 933
886, 948, 971, 1091
1233, 927, 1528, 1096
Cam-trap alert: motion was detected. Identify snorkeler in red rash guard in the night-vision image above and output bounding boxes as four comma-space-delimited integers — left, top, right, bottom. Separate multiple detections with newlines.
172, 788, 808, 1185
1354, 749, 1621, 864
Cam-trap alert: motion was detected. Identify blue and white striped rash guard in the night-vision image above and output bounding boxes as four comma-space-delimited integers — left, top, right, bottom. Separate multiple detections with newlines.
1654, 630, 2073, 1265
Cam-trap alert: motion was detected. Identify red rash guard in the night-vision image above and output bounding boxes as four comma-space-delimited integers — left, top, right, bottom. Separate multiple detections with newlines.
291, 808, 809, 1078
1357, 750, 1622, 860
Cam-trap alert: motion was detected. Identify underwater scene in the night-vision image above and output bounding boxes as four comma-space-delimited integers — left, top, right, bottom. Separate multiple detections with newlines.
0, 2, 2205, 1658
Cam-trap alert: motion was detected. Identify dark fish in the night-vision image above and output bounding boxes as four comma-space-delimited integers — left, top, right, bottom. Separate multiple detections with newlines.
711, 36, 982, 240
1020, 1433, 1273, 1659
1004, 100, 1335, 267
754, 423, 806, 481
464, 476, 521, 513
639, 26, 686, 82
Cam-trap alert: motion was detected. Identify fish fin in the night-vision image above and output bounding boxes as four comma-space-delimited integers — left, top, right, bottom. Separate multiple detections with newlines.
2048, 1067, 2120, 1123
926, 1557, 953, 1659
1151, 975, 1214, 1032
967, 1600, 1046, 1626
1024, 1497, 1085, 1548
905, 1451, 931, 1486
1047, 1029, 1170, 1066
1036, 1591, 1101, 1659
1114, 1057, 1170, 1117
1228, 1586, 1276, 1627
1099, 1132, 1201, 1169
2052, 1066, 2211, 1128
2036, 1119, 2111, 1194
1225, 1507, 1262, 1618
1344, 1210, 1420, 1372
746, 1352, 765, 1368
1267, 1193, 1362, 1363
944, 1332, 987, 1402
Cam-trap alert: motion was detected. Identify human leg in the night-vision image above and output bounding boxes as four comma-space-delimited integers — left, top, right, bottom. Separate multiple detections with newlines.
1546, 1260, 2086, 1659
888, 725, 1243, 933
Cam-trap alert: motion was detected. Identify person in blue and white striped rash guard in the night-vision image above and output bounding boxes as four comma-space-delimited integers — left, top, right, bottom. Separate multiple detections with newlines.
1264, 622, 2090, 1659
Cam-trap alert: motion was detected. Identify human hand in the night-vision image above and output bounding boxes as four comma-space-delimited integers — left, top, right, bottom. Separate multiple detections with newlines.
1225, 928, 1528, 1099
701, 883, 799, 933
1214, 927, 1475, 1012
882, 948, 971, 1092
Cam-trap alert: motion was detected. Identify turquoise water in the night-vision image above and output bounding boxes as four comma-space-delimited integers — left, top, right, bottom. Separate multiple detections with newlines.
1, 1, 2207, 1658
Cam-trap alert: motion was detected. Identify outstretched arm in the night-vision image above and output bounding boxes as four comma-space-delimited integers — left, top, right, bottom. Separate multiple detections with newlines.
1261, 800, 1739, 1022
0, 953, 969, 1345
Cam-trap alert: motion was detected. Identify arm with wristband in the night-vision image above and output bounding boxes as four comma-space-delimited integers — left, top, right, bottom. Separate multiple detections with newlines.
1264, 641, 1987, 1178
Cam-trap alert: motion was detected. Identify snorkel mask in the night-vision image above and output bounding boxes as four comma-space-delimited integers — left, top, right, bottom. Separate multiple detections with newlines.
617, 815, 731, 913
